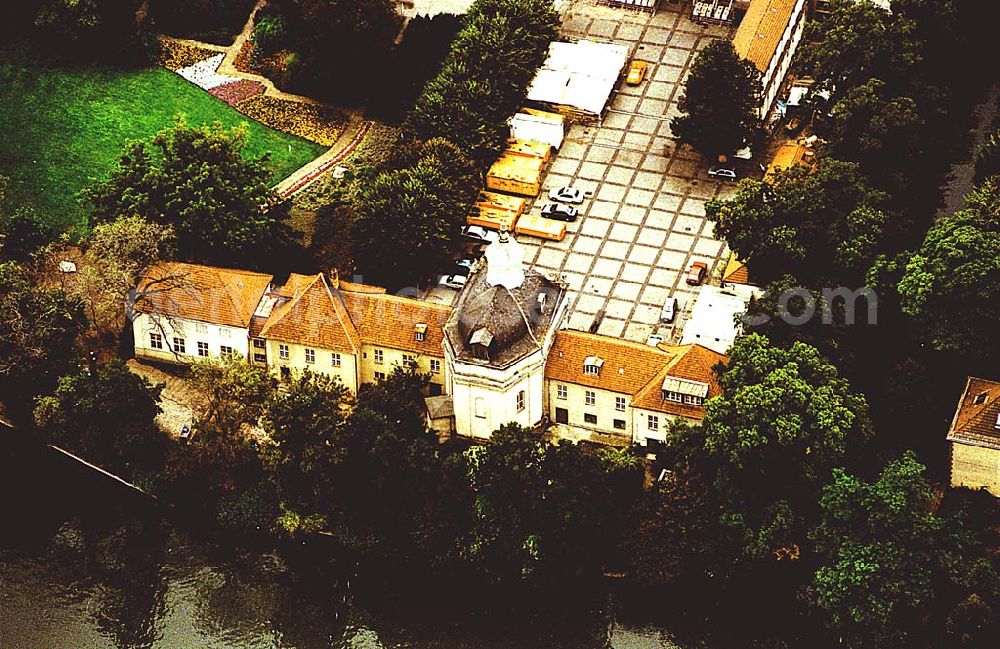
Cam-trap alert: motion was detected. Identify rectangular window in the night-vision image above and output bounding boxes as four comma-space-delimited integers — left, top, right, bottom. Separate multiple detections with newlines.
173, 337, 186, 354
430, 359, 441, 374
584, 413, 598, 425
219, 327, 230, 339
197, 341, 209, 357
516, 390, 525, 412
149, 332, 163, 349
615, 396, 626, 412
253, 338, 265, 349
557, 384, 567, 400
683, 395, 704, 406
648, 415, 659, 431
375, 371, 386, 381
415, 331, 425, 342
585, 390, 596, 406
474, 397, 486, 418
279, 344, 289, 360
305, 348, 315, 364
220, 345, 234, 358
614, 419, 626, 431
374, 349, 384, 365
584, 364, 600, 376
195, 323, 208, 334
664, 391, 683, 403
331, 352, 341, 367
403, 353, 416, 366
253, 353, 266, 363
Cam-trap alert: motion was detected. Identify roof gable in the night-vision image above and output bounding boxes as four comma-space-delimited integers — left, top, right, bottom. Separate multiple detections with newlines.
544, 330, 672, 395
135, 261, 272, 329
342, 289, 451, 357
948, 377, 1000, 450
260, 274, 360, 352
631, 344, 728, 418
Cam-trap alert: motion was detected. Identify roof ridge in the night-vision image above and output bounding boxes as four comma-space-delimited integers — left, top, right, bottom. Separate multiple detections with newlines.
558, 328, 672, 355
344, 289, 453, 313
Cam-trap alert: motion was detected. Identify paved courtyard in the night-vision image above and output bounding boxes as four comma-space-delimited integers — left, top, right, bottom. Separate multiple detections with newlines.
518, 1, 740, 344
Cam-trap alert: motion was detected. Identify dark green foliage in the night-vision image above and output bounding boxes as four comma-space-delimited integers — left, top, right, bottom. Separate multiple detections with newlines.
21, 0, 153, 65
255, 0, 401, 105
148, 0, 256, 45
811, 453, 1000, 647
368, 14, 463, 123
671, 39, 761, 158
462, 424, 643, 586
897, 179, 1000, 360
262, 372, 350, 520
406, 0, 560, 166
707, 158, 890, 286
84, 119, 298, 271
699, 334, 872, 560
0, 262, 87, 424
974, 129, 1000, 184
34, 359, 166, 474
352, 138, 478, 288
0, 180, 54, 263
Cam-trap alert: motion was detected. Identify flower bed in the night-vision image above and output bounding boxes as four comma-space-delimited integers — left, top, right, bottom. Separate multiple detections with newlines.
209, 79, 266, 106
237, 96, 347, 146
176, 53, 240, 91
157, 39, 219, 72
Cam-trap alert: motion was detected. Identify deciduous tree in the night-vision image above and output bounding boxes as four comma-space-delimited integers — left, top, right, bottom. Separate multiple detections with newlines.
897, 179, 1000, 360
707, 158, 890, 286
0, 262, 87, 423
85, 119, 296, 270
671, 39, 761, 159
699, 334, 872, 560
34, 359, 165, 473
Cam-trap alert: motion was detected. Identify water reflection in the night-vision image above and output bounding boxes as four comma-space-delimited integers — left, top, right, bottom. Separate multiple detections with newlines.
0, 442, 682, 649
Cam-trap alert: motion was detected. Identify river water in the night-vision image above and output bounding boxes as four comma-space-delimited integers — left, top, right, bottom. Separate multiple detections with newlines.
0, 438, 683, 649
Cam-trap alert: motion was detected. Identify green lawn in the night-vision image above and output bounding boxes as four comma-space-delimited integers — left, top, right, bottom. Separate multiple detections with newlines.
0, 64, 325, 236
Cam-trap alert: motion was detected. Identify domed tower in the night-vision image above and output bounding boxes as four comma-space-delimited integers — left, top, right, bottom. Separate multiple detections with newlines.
443, 229, 568, 438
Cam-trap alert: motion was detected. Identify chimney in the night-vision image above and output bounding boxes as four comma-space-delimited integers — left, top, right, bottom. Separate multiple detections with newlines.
328, 268, 340, 289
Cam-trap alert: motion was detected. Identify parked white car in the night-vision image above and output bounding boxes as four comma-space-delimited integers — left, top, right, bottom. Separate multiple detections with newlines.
548, 186, 586, 204
461, 225, 500, 244
438, 274, 468, 290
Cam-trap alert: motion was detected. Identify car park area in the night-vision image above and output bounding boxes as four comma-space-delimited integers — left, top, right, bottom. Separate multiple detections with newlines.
516, 2, 739, 344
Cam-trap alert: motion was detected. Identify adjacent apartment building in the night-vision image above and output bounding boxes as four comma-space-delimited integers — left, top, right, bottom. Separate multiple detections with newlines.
733, 0, 808, 119
946, 377, 1000, 496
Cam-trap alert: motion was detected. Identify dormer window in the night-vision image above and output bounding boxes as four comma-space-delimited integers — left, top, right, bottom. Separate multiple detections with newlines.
415, 323, 427, 342
583, 355, 604, 376
661, 376, 709, 406
973, 391, 989, 406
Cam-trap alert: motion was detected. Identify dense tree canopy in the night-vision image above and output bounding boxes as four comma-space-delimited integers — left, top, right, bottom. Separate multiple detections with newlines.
897, 179, 1000, 360
407, 0, 560, 165
462, 424, 642, 586
34, 359, 165, 474
254, 0, 400, 104
14, 0, 152, 64
699, 334, 872, 560
84, 119, 295, 271
352, 138, 478, 288
811, 453, 1000, 648
148, 0, 255, 44
671, 39, 761, 158
0, 262, 87, 423
262, 371, 350, 530
707, 158, 890, 287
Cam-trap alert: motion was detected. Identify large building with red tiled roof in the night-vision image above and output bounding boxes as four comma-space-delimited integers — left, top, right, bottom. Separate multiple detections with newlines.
132, 247, 726, 446
133, 262, 274, 364
545, 330, 727, 445
947, 377, 1000, 496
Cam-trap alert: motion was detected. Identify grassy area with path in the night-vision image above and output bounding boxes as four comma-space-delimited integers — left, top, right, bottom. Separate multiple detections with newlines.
0, 63, 325, 236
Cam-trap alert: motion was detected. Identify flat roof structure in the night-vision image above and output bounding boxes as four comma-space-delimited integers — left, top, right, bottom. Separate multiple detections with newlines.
680, 283, 760, 354
526, 40, 630, 119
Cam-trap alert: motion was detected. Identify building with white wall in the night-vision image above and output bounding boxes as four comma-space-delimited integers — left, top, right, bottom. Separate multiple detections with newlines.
133, 262, 273, 364
733, 0, 808, 119
443, 231, 569, 439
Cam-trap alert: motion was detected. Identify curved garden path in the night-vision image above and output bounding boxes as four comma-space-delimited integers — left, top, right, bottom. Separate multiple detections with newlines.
159, 0, 373, 197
